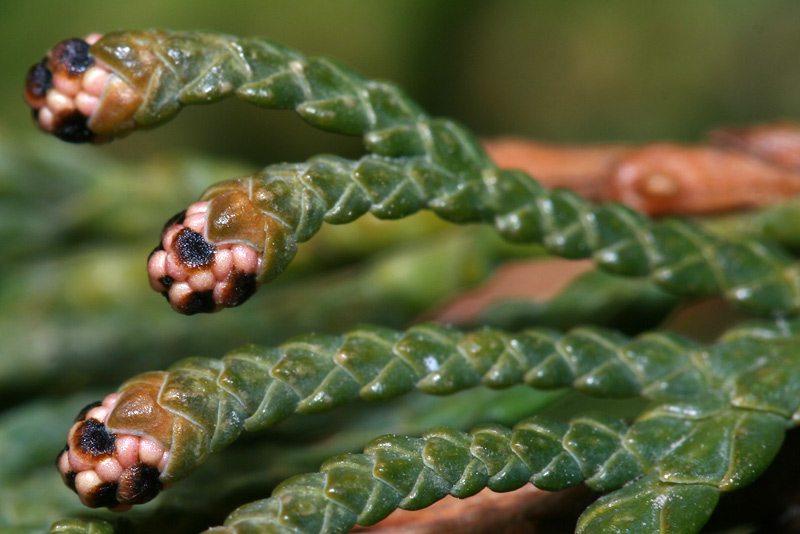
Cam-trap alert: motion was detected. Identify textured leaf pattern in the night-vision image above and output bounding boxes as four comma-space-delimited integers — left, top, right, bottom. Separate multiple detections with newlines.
89, 30, 800, 314
92, 320, 799, 533
34, 30, 800, 534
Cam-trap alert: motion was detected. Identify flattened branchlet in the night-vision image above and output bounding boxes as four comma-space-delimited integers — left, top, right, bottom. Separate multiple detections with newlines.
25, 30, 800, 316
23, 30, 800, 534
52, 321, 800, 533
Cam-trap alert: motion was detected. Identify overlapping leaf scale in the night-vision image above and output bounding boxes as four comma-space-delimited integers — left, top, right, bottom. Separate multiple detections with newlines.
94, 318, 800, 533
53, 31, 800, 534
108, 320, 799, 485
203, 413, 636, 534
204, 391, 791, 534
94, 30, 800, 315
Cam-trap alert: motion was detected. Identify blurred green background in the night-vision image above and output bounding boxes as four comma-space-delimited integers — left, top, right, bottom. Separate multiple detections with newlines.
2, 2, 800, 532
3, 0, 800, 163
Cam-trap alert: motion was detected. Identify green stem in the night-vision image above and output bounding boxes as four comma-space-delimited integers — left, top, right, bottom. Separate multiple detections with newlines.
67, 31, 800, 315
206, 398, 787, 534
110, 318, 800, 484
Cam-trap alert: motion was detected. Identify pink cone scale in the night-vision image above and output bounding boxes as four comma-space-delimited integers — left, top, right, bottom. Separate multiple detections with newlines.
56, 394, 169, 510
23, 34, 119, 143
147, 201, 261, 314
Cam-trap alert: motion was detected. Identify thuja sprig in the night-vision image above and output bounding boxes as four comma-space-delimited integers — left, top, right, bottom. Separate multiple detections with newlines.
24, 30, 800, 315
55, 319, 800, 534
24, 30, 800, 534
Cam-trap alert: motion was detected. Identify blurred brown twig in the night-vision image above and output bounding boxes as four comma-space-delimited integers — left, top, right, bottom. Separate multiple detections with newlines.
485, 121, 800, 216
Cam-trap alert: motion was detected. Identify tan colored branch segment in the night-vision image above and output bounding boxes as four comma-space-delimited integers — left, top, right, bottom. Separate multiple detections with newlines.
484, 122, 800, 216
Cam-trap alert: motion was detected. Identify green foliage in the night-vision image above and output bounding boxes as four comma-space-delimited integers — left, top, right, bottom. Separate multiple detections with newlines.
8, 26, 800, 534
91, 30, 800, 315
107, 318, 800, 534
